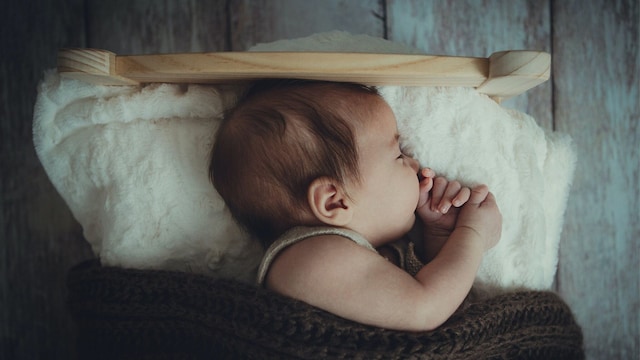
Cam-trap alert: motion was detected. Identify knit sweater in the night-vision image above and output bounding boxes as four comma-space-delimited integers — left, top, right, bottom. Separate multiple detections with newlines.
67, 260, 584, 359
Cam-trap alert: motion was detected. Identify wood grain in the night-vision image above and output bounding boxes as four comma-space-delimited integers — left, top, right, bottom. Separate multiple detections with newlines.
57, 48, 139, 85
57, 49, 549, 98
386, 0, 553, 129
228, 0, 385, 50
552, 0, 639, 358
3, 1, 638, 359
478, 50, 551, 100
86, 0, 229, 53
0, 0, 93, 359
2, 1, 231, 358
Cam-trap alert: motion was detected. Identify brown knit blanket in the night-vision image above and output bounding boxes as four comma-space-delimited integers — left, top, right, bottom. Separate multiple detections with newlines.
67, 260, 584, 359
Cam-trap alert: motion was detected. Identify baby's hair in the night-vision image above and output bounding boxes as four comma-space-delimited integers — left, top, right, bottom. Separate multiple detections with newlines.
210, 79, 381, 247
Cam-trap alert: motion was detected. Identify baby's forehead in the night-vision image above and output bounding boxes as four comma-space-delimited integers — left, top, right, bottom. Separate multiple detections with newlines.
348, 96, 395, 127
352, 98, 399, 143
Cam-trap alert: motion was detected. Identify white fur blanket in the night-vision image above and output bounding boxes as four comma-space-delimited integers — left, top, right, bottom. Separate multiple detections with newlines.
33, 32, 576, 289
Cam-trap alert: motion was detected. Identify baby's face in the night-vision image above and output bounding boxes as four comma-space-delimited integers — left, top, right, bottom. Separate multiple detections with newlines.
346, 98, 421, 247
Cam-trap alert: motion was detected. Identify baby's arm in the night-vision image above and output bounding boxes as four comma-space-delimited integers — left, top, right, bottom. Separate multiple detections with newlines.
413, 184, 501, 321
266, 186, 501, 332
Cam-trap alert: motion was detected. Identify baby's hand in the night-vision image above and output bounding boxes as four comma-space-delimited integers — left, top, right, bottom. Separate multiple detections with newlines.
416, 168, 470, 231
456, 185, 502, 251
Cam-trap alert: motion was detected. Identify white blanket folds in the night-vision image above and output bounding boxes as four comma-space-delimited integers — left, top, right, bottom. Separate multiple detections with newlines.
33, 32, 575, 289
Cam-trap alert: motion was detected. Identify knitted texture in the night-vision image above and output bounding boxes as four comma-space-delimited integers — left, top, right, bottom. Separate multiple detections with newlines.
404, 242, 425, 277
67, 260, 584, 359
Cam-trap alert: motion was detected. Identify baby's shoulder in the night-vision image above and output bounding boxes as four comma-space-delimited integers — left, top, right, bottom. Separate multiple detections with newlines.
277, 233, 367, 267
265, 234, 378, 291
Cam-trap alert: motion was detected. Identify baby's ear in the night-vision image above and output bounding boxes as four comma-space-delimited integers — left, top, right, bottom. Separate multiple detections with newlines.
307, 177, 353, 226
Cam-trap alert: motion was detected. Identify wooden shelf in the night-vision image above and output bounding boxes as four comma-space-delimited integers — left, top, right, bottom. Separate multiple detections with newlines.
58, 49, 550, 99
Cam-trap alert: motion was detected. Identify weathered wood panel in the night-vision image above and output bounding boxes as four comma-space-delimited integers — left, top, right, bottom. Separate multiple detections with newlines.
86, 0, 229, 53
4, 1, 637, 359
0, 0, 93, 359
386, 0, 553, 130
228, 0, 385, 50
552, 0, 639, 358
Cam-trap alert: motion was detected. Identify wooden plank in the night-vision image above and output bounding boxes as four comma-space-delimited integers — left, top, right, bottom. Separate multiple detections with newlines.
57, 48, 139, 85
52, 48, 482, 87
60, 50, 490, 85
552, 0, 639, 358
57, 49, 550, 98
228, 0, 385, 51
9, 2, 635, 360
386, 0, 553, 129
477, 50, 551, 101
86, 0, 229, 54
0, 0, 93, 359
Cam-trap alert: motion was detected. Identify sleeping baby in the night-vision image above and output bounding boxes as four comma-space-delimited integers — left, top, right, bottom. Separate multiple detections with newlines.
210, 79, 502, 331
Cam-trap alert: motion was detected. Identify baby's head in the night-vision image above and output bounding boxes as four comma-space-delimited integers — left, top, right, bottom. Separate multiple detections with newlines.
211, 80, 383, 246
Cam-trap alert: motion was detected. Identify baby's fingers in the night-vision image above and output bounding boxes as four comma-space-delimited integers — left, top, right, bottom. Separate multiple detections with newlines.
467, 184, 489, 205
430, 177, 448, 212
452, 187, 471, 207
438, 180, 469, 213
417, 168, 435, 209
419, 168, 436, 181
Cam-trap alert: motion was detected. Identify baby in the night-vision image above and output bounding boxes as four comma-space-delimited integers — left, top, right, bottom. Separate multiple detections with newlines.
210, 80, 502, 331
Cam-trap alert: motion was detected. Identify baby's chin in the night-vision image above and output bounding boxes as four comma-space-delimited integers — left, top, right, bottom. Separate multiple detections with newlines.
365, 213, 418, 246
404, 214, 417, 233
392, 214, 417, 240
